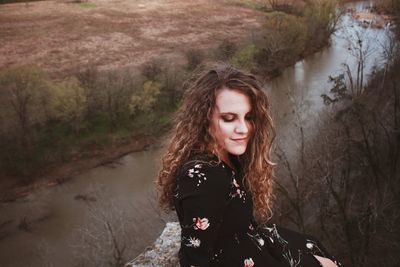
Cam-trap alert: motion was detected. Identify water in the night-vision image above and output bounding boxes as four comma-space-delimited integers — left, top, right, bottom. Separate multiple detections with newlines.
0, 1, 392, 266
0, 149, 168, 266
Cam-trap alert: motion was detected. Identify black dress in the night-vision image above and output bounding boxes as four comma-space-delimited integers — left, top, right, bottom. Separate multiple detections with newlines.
174, 153, 341, 267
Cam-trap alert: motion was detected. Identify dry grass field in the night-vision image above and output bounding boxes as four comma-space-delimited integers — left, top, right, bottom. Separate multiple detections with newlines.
0, 0, 265, 77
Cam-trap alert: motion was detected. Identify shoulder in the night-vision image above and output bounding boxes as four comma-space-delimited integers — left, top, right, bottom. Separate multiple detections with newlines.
177, 153, 232, 190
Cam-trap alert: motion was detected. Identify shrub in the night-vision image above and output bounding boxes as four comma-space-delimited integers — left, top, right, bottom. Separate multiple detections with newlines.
257, 11, 307, 73
215, 39, 238, 61
185, 49, 205, 71
88, 69, 137, 130
158, 65, 187, 108
0, 65, 51, 146
230, 44, 258, 71
141, 59, 164, 81
129, 80, 161, 116
266, 11, 307, 56
52, 77, 88, 135
303, 0, 338, 48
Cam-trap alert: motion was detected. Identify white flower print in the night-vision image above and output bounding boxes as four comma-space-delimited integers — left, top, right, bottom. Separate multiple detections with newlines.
187, 164, 206, 186
193, 217, 210, 230
230, 178, 246, 201
263, 224, 301, 267
248, 223, 254, 231
247, 232, 267, 251
244, 257, 254, 267
185, 236, 201, 248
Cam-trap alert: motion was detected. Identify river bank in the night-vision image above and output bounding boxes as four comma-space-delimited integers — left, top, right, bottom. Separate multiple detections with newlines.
0, 134, 155, 202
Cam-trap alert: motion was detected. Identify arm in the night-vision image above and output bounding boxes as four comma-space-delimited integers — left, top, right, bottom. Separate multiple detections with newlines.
314, 256, 339, 267
177, 162, 230, 267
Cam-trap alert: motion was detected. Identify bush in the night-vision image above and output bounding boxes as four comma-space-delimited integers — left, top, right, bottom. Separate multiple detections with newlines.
303, 0, 338, 48
185, 49, 205, 71
141, 59, 164, 81
52, 77, 88, 135
129, 80, 161, 116
230, 44, 258, 71
266, 11, 307, 56
0, 65, 51, 145
158, 65, 187, 108
88, 69, 136, 130
215, 39, 238, 61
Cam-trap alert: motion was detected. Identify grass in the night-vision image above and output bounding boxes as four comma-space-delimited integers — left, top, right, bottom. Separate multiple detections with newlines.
0, 0, 41, 4
79, 2, 96, 9
236, 0, 267, 11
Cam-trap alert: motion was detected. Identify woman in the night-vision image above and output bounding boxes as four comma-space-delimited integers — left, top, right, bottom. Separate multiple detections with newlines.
156, 63, 340, 267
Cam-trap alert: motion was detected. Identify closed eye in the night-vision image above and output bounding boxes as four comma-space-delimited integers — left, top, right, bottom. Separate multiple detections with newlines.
221, 115, 235, 122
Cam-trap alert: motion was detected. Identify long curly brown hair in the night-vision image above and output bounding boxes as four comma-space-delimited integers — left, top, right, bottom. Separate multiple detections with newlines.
156, 62, 276, 223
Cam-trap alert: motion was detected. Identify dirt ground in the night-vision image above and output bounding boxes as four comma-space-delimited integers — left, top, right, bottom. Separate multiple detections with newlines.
0, 0, 265, 77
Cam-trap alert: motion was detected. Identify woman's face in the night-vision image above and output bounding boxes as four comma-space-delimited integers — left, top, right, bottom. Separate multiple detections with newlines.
210, 88, 253, 160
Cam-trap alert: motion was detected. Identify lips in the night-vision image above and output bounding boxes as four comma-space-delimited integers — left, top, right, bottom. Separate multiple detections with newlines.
231, 137, 248, 143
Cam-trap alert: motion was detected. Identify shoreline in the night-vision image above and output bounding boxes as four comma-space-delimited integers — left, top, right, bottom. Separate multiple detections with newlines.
0, 134, 157, 202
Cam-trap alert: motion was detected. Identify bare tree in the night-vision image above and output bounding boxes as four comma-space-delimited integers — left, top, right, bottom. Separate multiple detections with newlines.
70, 184, 172, 267
0, 66, 50, 149
343, 29, 376, 96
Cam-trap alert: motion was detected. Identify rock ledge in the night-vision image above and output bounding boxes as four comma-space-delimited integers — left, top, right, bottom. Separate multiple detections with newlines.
126, 222, 180, 267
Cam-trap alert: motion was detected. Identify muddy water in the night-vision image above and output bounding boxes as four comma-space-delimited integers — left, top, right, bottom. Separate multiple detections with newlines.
0, 149, 168, 266
0, 1, 392, 266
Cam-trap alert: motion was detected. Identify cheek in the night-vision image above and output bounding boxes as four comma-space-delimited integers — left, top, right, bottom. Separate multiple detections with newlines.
217, 121, 234, 139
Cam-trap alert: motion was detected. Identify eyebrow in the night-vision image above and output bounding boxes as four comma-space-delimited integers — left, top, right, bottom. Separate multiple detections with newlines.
218, 111, 252, 116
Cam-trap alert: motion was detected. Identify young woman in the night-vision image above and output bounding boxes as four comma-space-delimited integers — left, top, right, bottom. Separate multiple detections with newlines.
156, 63, 340, 267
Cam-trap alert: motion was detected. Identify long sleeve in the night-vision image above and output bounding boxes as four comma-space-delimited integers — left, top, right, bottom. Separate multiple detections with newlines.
176, 161, 231, 267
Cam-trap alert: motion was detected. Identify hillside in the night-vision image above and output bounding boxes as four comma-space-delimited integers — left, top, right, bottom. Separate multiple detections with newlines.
0, 0, 264, 77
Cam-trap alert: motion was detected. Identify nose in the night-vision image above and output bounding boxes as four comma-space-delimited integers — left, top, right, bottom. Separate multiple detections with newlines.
235, 119, 249, 134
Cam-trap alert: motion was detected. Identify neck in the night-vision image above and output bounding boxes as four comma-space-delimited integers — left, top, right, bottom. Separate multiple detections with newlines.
219, 152, 237, 172
206, 145, 237, 172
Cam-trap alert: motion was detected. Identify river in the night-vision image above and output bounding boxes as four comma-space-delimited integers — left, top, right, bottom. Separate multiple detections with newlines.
0, 1, 392, 266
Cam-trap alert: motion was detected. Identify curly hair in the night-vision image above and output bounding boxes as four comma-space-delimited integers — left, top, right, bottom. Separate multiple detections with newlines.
156, 62, 276, 223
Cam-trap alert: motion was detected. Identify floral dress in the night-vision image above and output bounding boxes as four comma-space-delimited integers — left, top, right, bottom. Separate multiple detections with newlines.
174, 153, 341, 267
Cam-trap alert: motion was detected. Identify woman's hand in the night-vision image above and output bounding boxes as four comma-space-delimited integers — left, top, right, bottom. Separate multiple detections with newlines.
314, 255, 338, 267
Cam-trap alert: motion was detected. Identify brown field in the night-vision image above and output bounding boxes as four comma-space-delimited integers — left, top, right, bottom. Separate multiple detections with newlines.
0, 0, 265, 77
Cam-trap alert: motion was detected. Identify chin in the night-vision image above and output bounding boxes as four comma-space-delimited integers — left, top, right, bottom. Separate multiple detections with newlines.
228, 146, 247, 156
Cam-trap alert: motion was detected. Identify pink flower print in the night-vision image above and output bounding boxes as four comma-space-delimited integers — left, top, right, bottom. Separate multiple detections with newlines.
193, 217, 210, 230
233, 178, 240, 188
187, 168, 195, 177
244, 258, 254, 267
